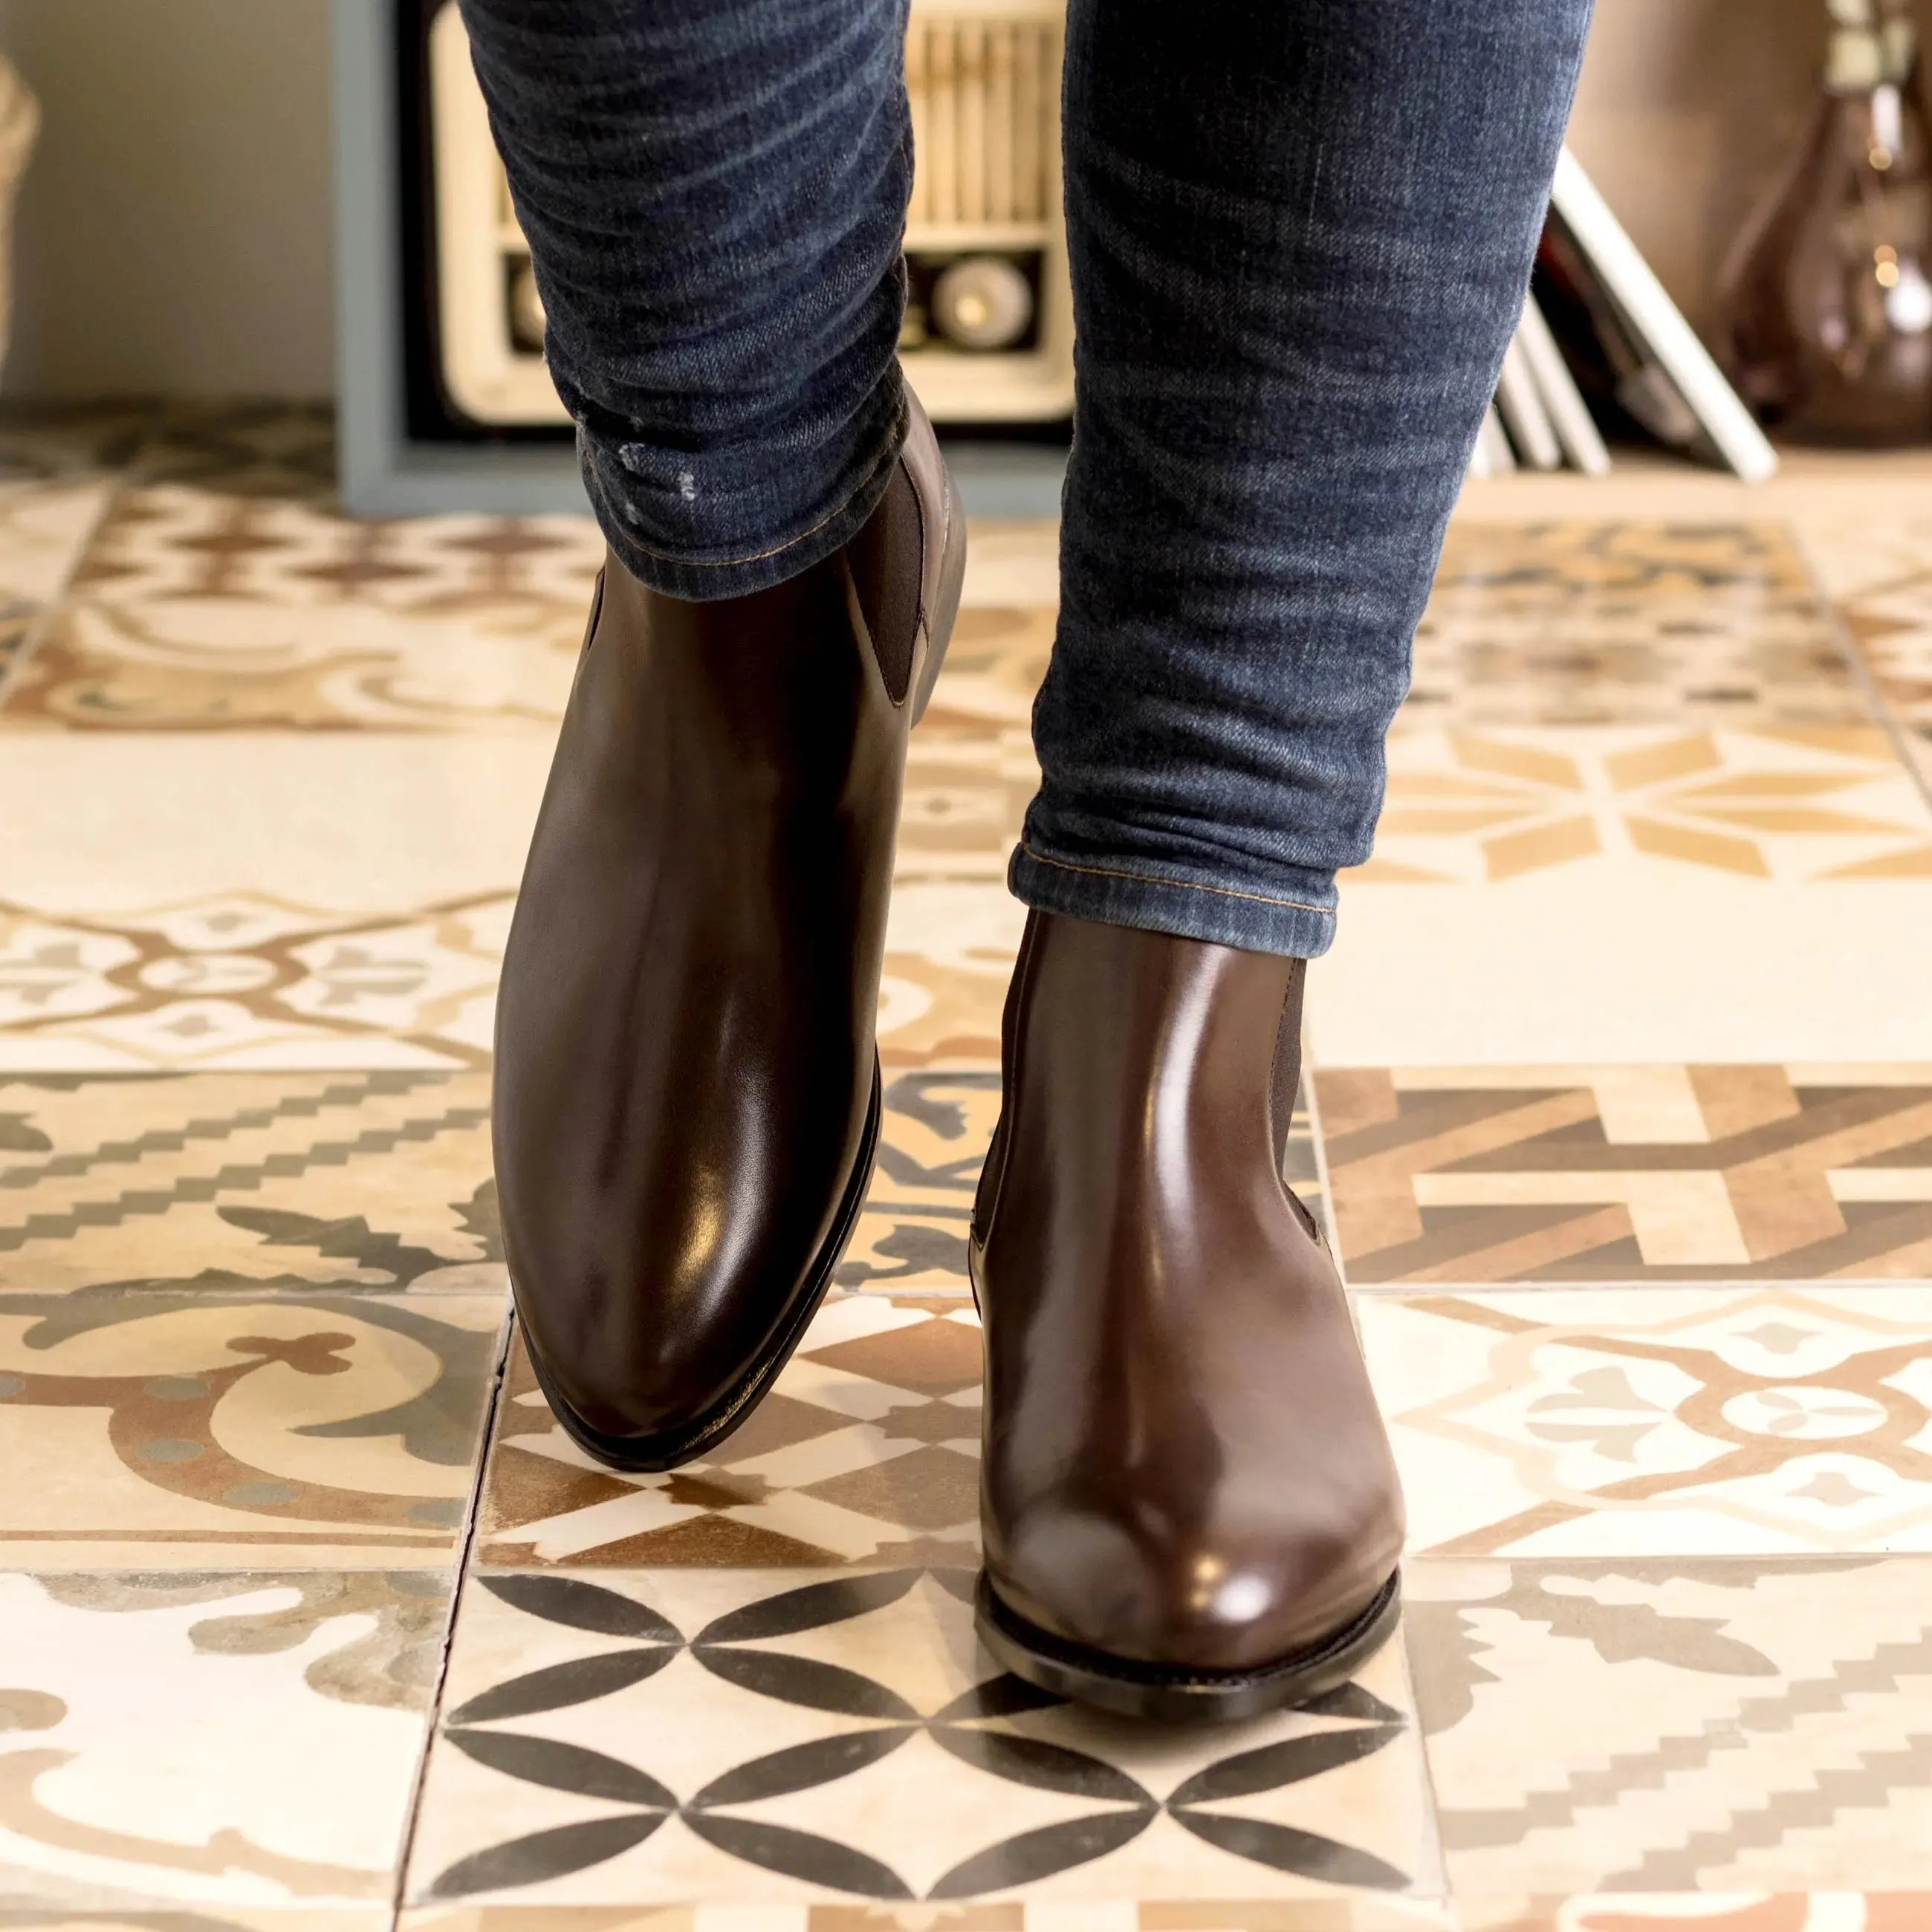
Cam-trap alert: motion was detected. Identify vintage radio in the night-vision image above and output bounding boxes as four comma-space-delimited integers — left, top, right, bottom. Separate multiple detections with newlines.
424, 0, 1074, 430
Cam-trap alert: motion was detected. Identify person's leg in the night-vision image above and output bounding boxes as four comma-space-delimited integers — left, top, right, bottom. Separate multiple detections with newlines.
458, 0, 912, 597
1016, 0, 1593, 952
463, 0, 967, 1470
975, 0, 1593, 1717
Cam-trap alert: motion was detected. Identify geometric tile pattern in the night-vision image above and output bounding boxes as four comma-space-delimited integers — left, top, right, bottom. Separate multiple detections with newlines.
0, 1566, 448, 1905
1315, 1067, 1932, 1283
0, 1289, 504, 1566
406, 1566, 1440, 1910
1416, 522, 1869, 727
1352, 726, 1932, 886
0, 1070, 499, 1294
1357, 1286, 1932, 1556
474, 1300, 984, 1570
2, 405, 1928, 1919
1315, 723, 1932, 1069
0, 884, 513, 1071
1405, 1557, 1932, 1893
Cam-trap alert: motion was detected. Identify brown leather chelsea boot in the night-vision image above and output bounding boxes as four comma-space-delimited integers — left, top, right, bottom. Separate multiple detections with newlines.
970, 910, 1404, 1721
493, 395, 965, 1471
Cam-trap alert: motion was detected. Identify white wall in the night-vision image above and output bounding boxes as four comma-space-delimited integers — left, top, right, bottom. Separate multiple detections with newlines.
0, 0, 1892, 397
0, 0, 333, 398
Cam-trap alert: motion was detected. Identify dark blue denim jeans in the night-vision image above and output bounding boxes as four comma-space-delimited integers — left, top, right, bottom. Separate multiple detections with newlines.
459, 0, 1590, 956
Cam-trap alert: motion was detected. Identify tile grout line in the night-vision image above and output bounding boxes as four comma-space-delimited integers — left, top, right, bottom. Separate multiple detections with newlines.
1312, 1021, 1458, 1905
0, 457, 129, 716
387, 1293, 514, 1926
1787, 516, 1932, 820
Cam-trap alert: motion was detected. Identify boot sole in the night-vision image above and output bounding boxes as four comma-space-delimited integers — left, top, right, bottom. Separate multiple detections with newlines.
974, 1567, 1403, 1725
517, 1056, 882, 1474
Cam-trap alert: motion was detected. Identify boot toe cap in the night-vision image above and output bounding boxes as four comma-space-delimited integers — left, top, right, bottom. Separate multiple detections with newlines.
991, 1499, 1401, 1674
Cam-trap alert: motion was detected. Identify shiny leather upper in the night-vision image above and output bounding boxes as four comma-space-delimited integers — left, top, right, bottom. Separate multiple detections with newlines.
972, 910, 1406, 1671
493, 395, 956, 1450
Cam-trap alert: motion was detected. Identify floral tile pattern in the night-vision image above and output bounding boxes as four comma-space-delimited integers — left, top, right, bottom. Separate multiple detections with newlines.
406, 1567, 1440, 1910
2, 409, 1930, 1919
1314, 1066, 1932, 1284
475, 1299, 982, 1570
0, 733, 548, 1069
4, 485, 601, 731
0, 1568, 447, 1905
1404, 1557, 1932, 1894
0, 1290, 503, 1566
0, 1071, 499, 1295
1355, 1286, 1932, 1557
1416, 524, 1867, 727
1353, 726, 1931, 886
1314, 727, 1932, 1068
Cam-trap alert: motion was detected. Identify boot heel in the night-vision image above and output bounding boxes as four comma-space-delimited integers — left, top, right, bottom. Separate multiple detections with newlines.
911, 467, 967, 726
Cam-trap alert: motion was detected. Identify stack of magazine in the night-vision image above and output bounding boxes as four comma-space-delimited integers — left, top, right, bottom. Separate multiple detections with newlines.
1473, 149, 1777, 482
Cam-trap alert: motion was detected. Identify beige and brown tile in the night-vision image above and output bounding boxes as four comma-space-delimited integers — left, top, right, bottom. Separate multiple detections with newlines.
1352, 725, 1931, 887
5, 484, 601, 732
1315, 1066, 1932, 1284
1405, 1557, 1932, 1895
1315, 727, 1932, 1066
476, 1298, 982, 1569
0, 733, 548, 1069
0, 401, 161, 483
0, 1567, 447, 1905
0, 467, 120, 708
0, 1070, 500, 1295
1414, 524, 1867, 727
1357, 1286, 1932, 1557
406, 1566, 1440, 1910
1799, 516, 1932, 799
125, 401, 340, 499
877, 883, 1024, 1069
0, 1289, 502, 1566
0, 475, 115, 606
837, 1067, 999, 1297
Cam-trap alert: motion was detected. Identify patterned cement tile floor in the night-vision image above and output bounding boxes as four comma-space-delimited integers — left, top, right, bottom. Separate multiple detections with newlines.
0, 405, 1929, 1927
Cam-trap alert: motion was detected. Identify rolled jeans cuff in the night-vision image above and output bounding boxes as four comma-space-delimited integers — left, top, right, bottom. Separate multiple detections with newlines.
1008, 840, 1339, 960
577, 377, 910, 602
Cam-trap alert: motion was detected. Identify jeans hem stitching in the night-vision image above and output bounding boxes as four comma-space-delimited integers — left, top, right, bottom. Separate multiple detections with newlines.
591, 392, 909, 573
1016, 842, 1336, 919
